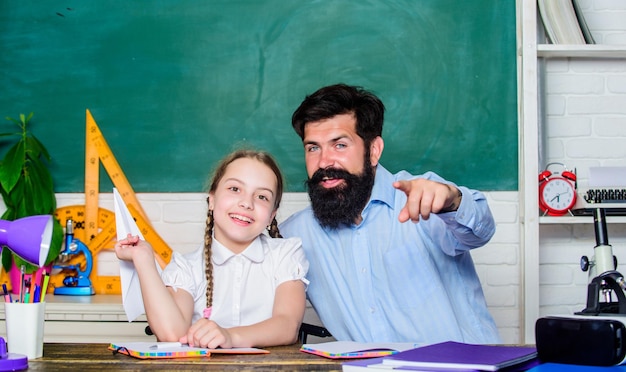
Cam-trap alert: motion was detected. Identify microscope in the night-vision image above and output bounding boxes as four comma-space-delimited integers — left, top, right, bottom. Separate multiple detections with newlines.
53, 219, 95, 295
536, 208, 626, 366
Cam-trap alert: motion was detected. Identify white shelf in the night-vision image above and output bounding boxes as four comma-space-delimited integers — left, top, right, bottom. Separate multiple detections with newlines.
520, 0, 626, 344
0, 295, 153, 343
538, 44, 626, 58
540, 216, 626, 224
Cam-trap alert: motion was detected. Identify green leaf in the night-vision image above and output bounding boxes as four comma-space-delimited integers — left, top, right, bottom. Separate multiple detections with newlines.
1, 248, 13, 273
0, 141, 25, 193
24, 168, 54, 214
28, 135, 51, 162
45, 218, 64, 265
4, 116, 20, 125
29, 156, 54, 193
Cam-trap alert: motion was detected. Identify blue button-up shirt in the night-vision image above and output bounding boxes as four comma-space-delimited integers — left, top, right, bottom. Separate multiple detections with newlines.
280, 165, 500, 344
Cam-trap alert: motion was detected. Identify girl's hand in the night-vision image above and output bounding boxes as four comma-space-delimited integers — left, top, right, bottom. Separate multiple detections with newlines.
114, 234, 153, 262
118, 233, 140, 246
179, 318, 233, 349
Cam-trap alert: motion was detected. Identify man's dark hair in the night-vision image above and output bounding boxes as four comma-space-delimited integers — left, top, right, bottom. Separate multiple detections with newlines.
291, 83, 385, 146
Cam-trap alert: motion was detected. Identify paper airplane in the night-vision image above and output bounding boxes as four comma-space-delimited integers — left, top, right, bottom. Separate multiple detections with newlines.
113, 188, 146, 322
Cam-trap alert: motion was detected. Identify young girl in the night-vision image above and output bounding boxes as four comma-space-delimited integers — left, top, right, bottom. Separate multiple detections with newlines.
114, 149, 309, 348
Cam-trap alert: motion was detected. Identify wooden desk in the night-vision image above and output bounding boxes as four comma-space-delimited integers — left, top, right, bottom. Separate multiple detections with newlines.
27, 343, 346, 371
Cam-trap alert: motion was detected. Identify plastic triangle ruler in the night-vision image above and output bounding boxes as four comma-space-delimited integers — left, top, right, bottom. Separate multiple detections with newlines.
50, 110, 172, 294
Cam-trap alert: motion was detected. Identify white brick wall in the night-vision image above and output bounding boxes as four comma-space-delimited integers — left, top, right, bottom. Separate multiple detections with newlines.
580, 0, 626, 44
539, 0, 626, 321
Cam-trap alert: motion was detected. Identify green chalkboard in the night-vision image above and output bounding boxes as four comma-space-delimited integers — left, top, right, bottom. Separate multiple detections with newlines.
0, 0, 517, 193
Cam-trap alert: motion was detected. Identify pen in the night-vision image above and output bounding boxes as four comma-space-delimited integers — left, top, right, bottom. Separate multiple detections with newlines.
41, 270, 50, 302
23, 278, 31, 303
29, 276, 36, 303
2, 283, 9, 303
33, 284, 41, 303
19, 265, 25, 303
3, 283, 13, 303
149, 342, 188, 349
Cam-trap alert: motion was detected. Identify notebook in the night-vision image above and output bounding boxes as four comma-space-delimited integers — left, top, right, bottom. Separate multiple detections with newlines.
300, 340, 420, 359
381, 341, 538, 371
108, 341, 268, 359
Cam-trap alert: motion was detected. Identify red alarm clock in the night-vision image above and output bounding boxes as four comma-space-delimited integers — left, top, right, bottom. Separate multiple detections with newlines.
538, 163, 577, 216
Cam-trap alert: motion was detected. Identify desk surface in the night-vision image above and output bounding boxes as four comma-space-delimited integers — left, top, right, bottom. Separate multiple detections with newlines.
28, 342, 346, 371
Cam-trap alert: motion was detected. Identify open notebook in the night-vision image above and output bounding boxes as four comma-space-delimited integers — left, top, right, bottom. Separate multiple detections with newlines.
300, 340, 420, 359
109, 341, 268, 359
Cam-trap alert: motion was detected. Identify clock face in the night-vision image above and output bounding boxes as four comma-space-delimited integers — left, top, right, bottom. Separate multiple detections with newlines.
541, 178, 576, 213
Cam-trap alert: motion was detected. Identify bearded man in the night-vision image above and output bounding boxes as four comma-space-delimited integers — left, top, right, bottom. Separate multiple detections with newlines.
280, 84, 500, 345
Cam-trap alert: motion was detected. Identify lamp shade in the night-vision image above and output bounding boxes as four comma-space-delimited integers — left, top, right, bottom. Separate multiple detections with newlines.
0, 215, 53, 267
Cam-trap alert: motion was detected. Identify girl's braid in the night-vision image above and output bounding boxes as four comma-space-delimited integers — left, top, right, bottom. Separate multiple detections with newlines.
267, 217, 282, 238
204, 202, 214, 309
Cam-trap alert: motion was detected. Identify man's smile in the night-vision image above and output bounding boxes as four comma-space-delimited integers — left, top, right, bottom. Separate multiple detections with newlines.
321, 177, 345, 188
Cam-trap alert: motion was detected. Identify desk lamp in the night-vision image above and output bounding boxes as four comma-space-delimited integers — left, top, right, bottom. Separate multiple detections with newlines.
0, 214, 52, 267
0, 215, 53, 372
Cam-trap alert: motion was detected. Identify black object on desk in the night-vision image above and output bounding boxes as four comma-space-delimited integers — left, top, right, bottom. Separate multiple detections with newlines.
298, 323, 332, 344
536, 316, 626, 366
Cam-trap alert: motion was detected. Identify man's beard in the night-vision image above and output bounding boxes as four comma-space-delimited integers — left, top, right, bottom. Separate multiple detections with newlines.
305, 158, 375, 229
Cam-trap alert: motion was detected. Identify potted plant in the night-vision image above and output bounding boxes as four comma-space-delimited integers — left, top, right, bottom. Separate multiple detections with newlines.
0, 112, 63, 283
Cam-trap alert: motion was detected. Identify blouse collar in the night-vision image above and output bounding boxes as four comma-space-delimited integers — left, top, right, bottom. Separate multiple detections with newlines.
211, 235, 266, 265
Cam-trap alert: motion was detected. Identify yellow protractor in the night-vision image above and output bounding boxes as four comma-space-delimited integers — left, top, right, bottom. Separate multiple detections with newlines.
52, 206, 173, 296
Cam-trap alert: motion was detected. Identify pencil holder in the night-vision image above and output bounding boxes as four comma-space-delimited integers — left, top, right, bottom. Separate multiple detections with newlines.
3, 301, 45, 359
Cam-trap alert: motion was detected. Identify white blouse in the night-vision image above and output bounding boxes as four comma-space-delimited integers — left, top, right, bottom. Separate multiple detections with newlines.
160, 234, 308, 326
